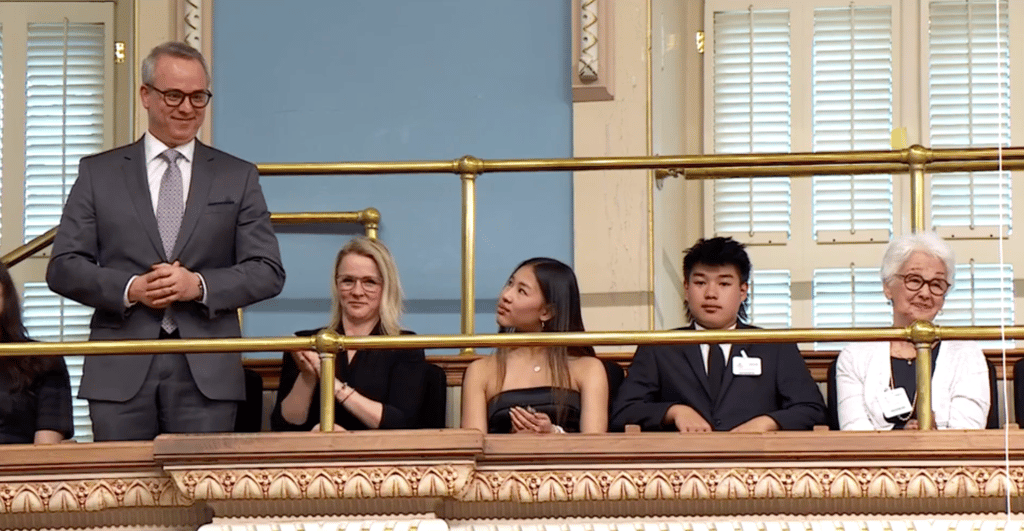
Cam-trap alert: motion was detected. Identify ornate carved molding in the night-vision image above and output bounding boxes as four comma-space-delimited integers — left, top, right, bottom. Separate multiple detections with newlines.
166, 464, 473, 501
571, 0, 614, 101
0, 476, 187, 514
462, 466, 1024, 502
5, 431, 1024, 518
183, 0, 202, 50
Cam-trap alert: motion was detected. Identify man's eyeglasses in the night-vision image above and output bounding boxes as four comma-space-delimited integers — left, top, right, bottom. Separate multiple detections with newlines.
337, 276, 382, 294
896, 273, 950, 296
146, 84, 212, 108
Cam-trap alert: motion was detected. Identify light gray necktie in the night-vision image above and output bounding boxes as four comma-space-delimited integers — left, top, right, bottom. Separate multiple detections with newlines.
156, 149, 184, 333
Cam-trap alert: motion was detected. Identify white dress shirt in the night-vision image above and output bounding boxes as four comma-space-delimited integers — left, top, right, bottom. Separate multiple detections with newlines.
695, 322, 734, 373
122, 133, 206, 306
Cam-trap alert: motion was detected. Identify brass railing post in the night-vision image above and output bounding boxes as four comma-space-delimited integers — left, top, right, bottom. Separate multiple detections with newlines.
458, 156, 482, 355
315, 328, 343, 432
360, 207, 381, 239
907, 145, 930, 233
909, 321, 937, 430
907, 147, 934, 430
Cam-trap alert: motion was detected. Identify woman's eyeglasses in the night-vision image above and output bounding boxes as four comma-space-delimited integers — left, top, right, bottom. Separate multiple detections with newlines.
896, 273, 949, 296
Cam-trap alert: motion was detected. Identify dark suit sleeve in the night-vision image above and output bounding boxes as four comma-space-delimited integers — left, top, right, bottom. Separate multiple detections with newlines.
198, 165, 284, 316
378, 350, 430, 429
46, 158, 136, 314
610, 345, 675, 431
764, 343, 827, 430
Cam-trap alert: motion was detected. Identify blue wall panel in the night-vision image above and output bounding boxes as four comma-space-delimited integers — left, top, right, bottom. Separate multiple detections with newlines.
212, 0, 573, 353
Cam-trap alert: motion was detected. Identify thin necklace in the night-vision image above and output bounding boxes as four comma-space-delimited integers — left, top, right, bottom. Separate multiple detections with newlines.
891, 343, 915, 365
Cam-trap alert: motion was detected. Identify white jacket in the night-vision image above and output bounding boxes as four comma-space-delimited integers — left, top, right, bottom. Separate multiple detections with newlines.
835, 341, 990, 430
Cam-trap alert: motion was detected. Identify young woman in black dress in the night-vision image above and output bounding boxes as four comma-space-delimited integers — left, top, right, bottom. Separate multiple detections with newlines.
461, 257, 608, 434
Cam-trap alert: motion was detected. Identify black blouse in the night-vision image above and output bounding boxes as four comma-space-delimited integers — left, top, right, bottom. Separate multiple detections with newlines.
270, 325, 429, 431
884, 342, 941, 429
0, 356, 74, 444
486, 387, 582, 434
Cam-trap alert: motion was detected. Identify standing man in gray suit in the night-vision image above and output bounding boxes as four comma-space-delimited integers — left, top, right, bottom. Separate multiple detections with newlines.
47, 42, 285, 441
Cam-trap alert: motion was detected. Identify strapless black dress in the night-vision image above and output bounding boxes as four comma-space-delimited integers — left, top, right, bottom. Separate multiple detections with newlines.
486, 386, 581, 433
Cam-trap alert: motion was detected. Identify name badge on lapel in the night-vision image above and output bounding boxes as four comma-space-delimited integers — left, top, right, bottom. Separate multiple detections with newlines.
732, 349, 761, 376
878, 387, 913, 418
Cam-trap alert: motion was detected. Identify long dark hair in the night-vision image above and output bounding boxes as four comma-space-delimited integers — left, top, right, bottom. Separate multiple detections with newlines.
0, 263, 51, 394
496, 258, 595, 424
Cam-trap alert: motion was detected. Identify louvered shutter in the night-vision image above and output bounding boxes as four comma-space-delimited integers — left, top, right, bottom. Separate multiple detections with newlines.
711, 8, 792, 241
929, 0, 1012, 233
23, 21, 105, 241
812, 5, 893, 242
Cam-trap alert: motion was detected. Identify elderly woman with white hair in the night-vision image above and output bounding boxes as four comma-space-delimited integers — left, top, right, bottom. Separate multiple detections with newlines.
835, 231, 989, 430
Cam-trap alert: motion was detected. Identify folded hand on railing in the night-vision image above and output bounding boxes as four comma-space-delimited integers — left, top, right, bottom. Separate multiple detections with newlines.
664, 404, 712, 433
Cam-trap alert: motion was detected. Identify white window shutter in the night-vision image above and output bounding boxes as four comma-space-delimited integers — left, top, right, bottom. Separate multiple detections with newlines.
748, 269, 792, 328
929, 0, 1012, 233
22, 283, 93, 442
711, 8, 792, 240
23, 21, 105, 242
15, 18, 108, 443
811, 5, 893, 241
938, 263, 1014, 348
812, 267, 891, 349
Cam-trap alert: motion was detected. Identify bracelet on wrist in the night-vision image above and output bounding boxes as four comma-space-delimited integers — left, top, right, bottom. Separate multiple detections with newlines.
337, 381, 356, 405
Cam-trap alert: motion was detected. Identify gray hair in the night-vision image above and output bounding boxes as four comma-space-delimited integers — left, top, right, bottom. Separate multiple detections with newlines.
141, 42, 210, 87
880, 231, 956, 290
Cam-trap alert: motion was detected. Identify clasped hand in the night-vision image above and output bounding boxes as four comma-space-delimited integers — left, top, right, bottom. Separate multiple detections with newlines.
509, 406, 556, 434
291, 349, 321, 380
129, 261, 201, 309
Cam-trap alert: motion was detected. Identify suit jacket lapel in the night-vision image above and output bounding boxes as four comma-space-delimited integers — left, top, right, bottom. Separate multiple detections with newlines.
719, 323, 755, 399
123, 138, 166, 260
172, 142, 213, 259
682, 323, 714, 399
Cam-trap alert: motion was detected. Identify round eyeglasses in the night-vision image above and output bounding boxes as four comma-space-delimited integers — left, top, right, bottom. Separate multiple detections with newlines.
337, 276, 382, 294
896, 273, 950, 296
146, 84, 212, 108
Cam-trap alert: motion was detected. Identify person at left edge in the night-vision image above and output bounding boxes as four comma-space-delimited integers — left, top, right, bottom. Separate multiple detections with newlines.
46, 41, 285, 441
0, 263, 74, 444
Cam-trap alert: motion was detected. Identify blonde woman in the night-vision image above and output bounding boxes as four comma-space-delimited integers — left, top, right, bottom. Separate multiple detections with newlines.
271, 237, 431, 431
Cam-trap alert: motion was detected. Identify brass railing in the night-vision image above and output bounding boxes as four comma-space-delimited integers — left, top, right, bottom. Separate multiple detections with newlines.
258, 145, 1024, 356
0, 208, 381, 268
0, 322, 1020, 432
3, 145, 1022, 432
